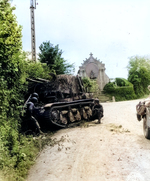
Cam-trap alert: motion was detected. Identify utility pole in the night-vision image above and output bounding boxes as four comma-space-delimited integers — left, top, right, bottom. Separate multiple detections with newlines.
30, 0, 36, 62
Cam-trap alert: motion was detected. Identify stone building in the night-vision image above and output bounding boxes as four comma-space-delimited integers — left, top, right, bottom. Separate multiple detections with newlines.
78, 53, 109, 90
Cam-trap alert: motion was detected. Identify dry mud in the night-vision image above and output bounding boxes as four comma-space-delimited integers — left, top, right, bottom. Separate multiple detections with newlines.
27, 99, 150, 181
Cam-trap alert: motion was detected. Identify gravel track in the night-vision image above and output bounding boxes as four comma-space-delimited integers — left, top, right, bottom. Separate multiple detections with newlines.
27, 99, 150, 181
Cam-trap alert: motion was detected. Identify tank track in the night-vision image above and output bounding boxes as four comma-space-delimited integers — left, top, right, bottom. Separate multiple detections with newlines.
43, 99, 95, 128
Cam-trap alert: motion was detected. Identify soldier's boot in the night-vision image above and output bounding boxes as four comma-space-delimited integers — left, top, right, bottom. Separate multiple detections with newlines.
97, 111, 103, 124
97, 119, 101, 124
97, 111, 101, 124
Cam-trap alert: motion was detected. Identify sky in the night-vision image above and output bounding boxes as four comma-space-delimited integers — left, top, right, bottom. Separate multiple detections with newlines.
11, 0, 150, 79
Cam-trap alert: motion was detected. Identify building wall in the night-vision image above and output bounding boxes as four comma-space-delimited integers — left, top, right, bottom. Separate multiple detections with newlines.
78, 53, 109, 90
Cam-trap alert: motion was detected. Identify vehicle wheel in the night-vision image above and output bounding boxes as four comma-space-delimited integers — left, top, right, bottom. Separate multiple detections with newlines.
143, 116, 150, 139
136, 114, 141, 121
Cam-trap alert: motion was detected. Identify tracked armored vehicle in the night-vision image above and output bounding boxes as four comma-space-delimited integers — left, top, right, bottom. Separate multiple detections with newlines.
23, 74, 103, 131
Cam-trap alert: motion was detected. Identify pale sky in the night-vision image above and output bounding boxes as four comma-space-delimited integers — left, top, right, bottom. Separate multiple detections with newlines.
11, 0, 150, 79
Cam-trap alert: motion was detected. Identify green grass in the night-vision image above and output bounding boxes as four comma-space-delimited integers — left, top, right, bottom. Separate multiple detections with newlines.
0, 132, 57, 181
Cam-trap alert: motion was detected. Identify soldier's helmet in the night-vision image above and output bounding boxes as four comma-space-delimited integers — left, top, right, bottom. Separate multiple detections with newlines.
32, 92, 39, 98
30, 97, 38, 103
94, 98, 99, 104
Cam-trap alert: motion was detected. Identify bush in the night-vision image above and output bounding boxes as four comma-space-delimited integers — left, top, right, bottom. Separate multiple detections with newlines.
82, 77, 92, 92
103, 78, 136, 101
24, 60, 51, 80
82, 77, 100, 93
127, 56, 150, 98
0, 1, 52, 180
115, 78, 130, 86
0, 132, 39, 181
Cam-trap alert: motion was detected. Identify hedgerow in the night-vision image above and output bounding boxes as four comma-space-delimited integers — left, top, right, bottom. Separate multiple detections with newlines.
103, 78, 136, 101
0, 1, 45, 180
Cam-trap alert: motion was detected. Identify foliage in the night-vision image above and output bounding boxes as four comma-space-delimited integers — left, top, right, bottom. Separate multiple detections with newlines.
23, 58, 51, 80
0, 132, 39, 181
0, 1, 41, 180
38, 41, 75, 75
90, 79, 100, 93
0, 0, 26, 115
115, 78, 130, 86
0, 0, 23, 88
82, 77, 100, 93
127, 56, 150, 97
103, 78, 136, 101
82, 77, 92, 92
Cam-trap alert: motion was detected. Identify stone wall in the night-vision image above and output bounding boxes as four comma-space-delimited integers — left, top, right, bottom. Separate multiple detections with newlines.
78, 53, 109, 90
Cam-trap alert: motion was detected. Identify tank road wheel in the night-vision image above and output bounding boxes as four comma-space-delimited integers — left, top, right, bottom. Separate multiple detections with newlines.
60, 113, 68, 125
68, 111, 75, 123
81, 108, 88, 120
51, 110, 60, 124
143, 114, 150, 139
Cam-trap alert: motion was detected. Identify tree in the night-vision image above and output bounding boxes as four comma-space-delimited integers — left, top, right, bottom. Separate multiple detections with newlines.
0, 0, 23, 87
127, 56, 150, 97
38, 41, 74, 75
0, 0, 27, 118
0, 1, 33, 179
0, 2, 53, 180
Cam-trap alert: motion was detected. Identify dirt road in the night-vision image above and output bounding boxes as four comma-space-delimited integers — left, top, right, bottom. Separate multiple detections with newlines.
26, 99, 150, 181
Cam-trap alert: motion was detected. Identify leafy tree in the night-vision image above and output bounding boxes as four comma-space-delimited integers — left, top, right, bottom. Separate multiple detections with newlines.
0, 2, 58, 180
0, 0, 23, 88
0, 1, 38, 180
38, 41, 74, 75
0, 0, 26, 115
127, 56, 150, 97
24, 51, 52, 80
0, 0, 24, 117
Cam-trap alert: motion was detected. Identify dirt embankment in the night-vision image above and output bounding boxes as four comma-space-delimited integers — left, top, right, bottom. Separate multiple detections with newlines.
27, 99, 150, 181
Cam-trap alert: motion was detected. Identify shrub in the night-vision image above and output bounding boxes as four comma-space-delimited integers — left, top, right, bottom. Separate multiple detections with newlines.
82, 77, 93, 92
103, 78, 136, 101
115, 78, 130, 86
24, 60, 51, 80
0, 1, 45, 180
127, 56, 150, 98
82, 77, 101, 97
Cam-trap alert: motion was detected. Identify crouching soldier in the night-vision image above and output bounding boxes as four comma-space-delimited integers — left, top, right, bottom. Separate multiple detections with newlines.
26, 95, 43, 134
92, 98, 104, 124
